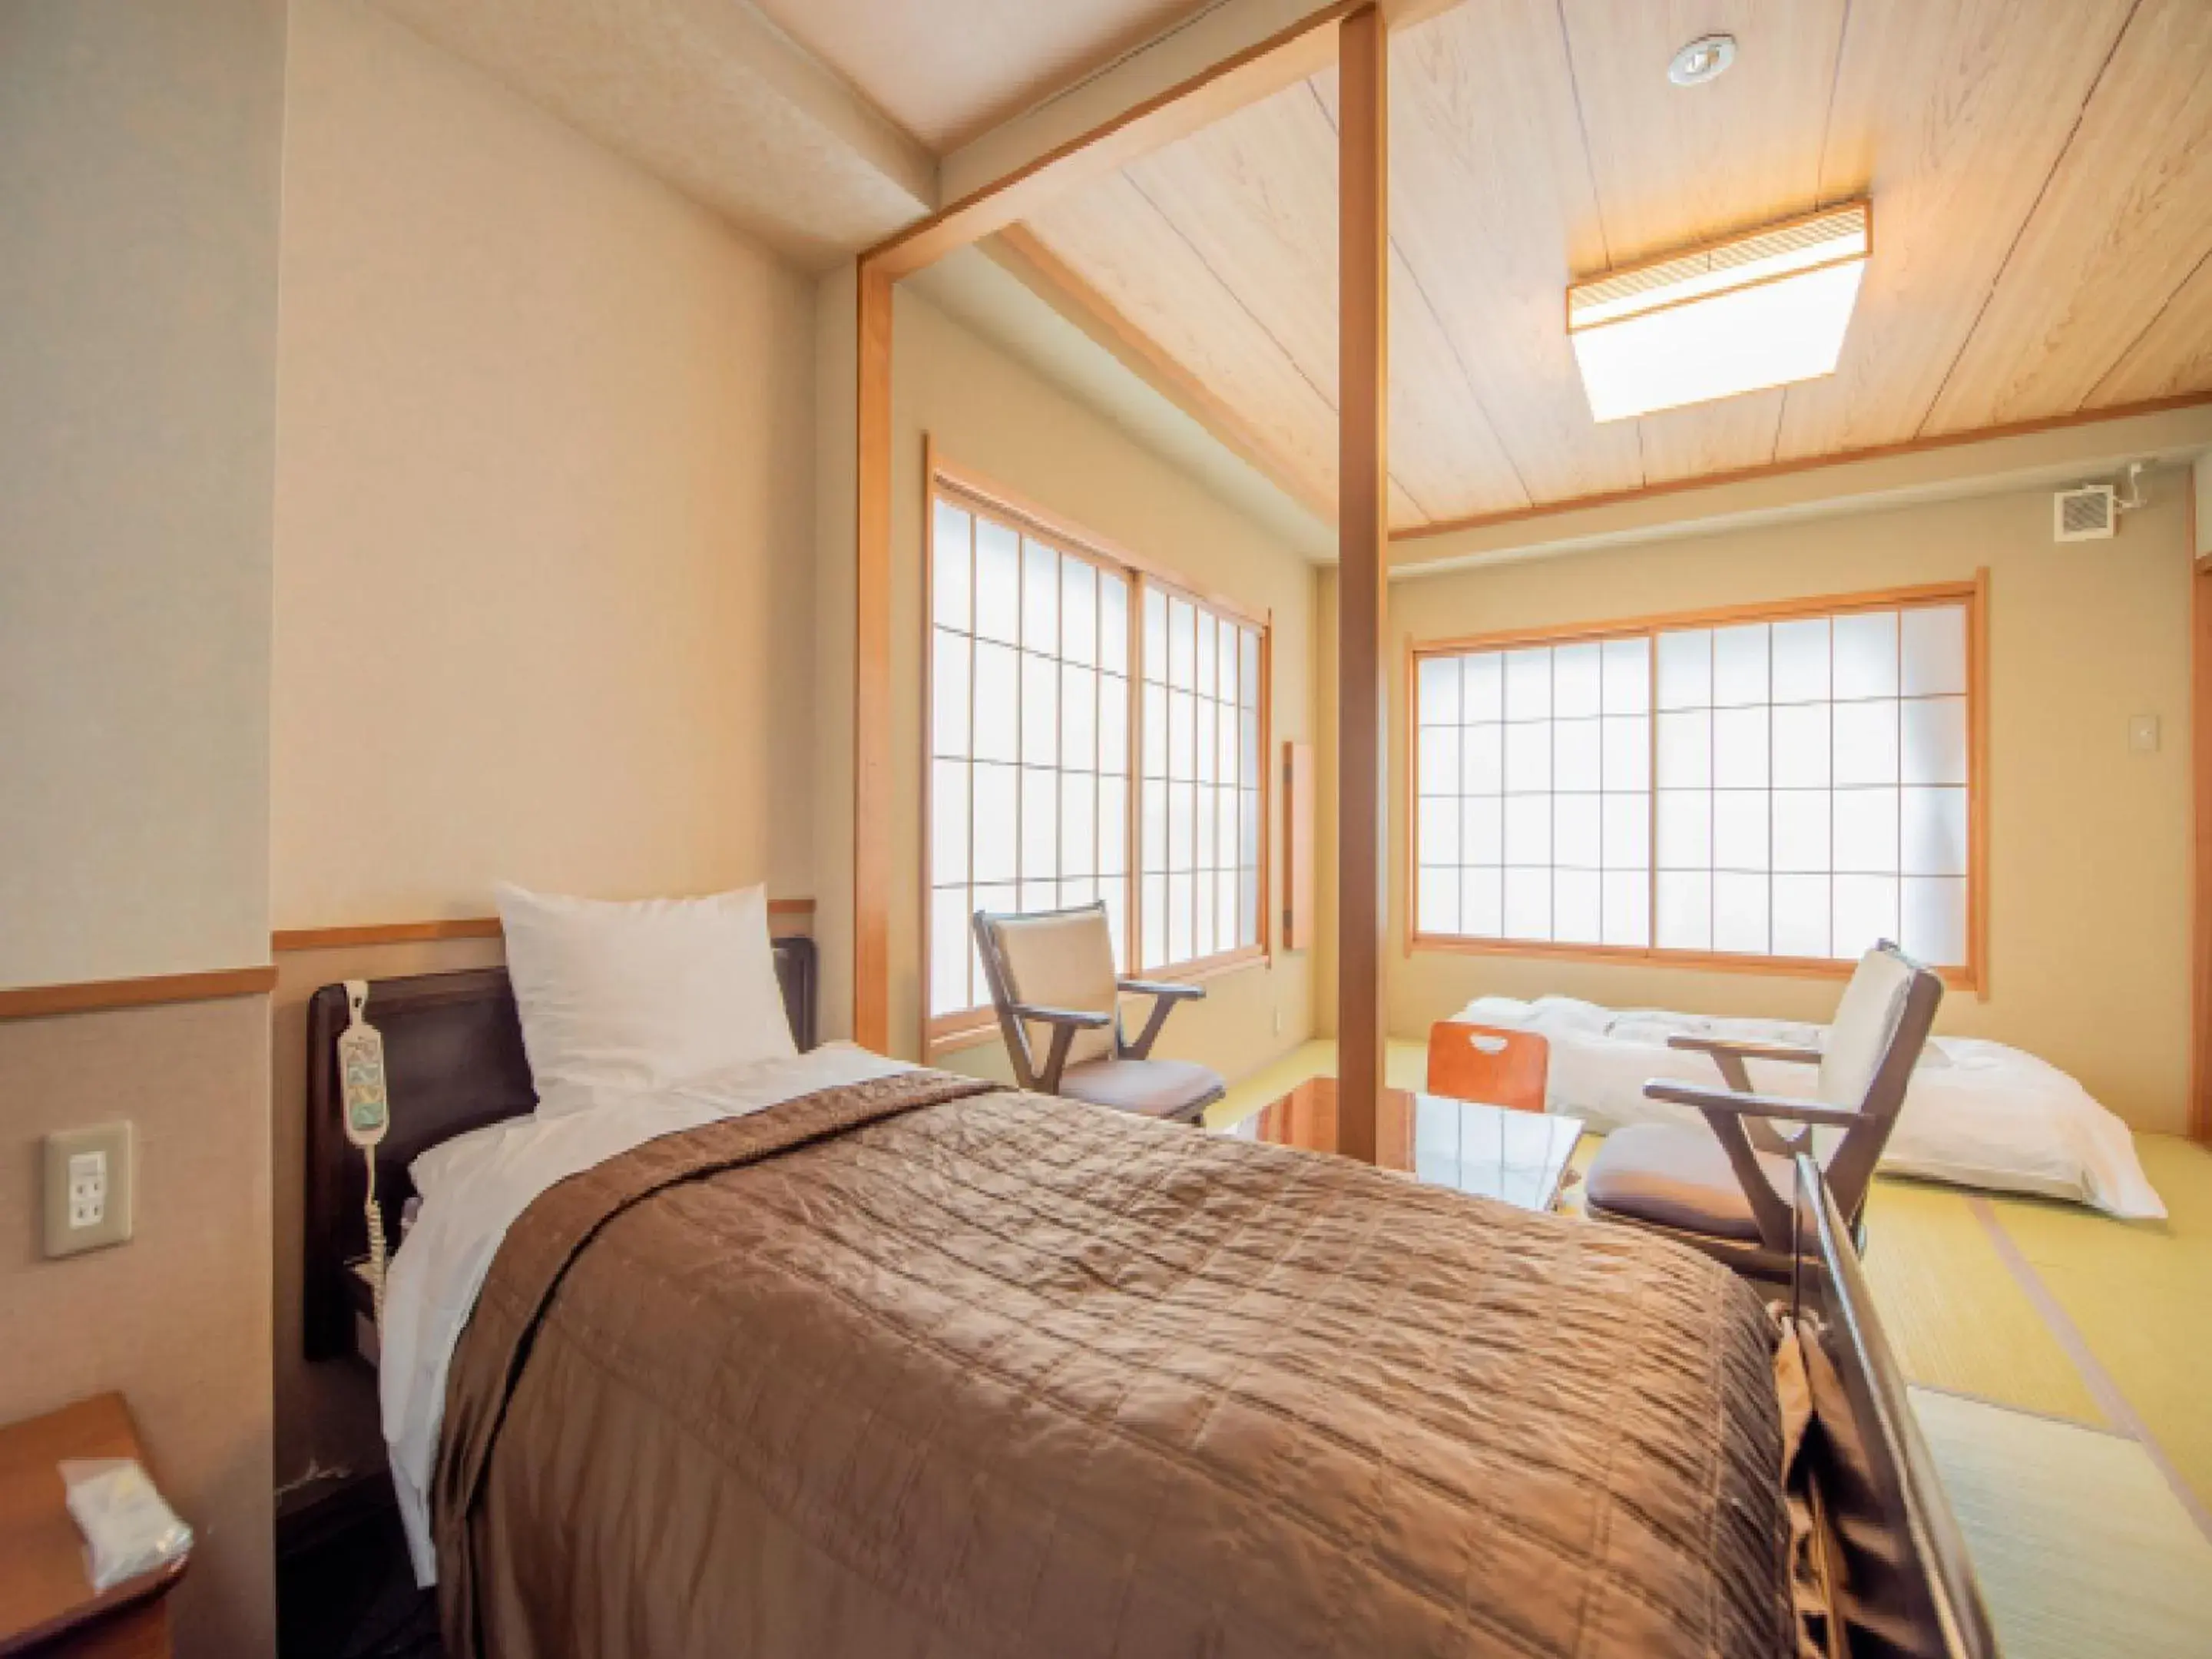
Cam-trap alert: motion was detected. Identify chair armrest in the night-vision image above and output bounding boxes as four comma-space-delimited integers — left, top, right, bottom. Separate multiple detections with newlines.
1119, 978, 1201, 1058
1643, 1079, 1859, 1127
1007, 1003, 1113, 1029
1007, 1004, 1112, 1094
1666, 1034, 1823, 1065
1118, 978, 1204, 1002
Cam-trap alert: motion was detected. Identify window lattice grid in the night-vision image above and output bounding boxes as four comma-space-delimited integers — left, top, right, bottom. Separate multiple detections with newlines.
1412, 597, 1974, 970
1416, 636, 1653, 948
927, 493, 1133, 1021
1137, 585, 1262, 972
1650, 606, 1969, 965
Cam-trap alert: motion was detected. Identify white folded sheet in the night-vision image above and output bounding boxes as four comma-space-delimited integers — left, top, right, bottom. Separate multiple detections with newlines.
1455, 995, 2165, 1221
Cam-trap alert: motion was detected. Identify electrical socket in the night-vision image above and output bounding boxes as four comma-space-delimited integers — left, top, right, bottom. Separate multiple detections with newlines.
43, 1122, 133, 1257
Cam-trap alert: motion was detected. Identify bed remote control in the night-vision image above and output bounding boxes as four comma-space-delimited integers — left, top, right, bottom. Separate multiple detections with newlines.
338, 980, 392, 1330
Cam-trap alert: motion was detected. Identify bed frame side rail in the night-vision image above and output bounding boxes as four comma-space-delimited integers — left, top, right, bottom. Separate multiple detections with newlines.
1792, 1152, 2000, 1659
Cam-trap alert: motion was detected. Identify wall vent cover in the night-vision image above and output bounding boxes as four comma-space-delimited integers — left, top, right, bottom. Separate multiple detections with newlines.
2054, 484, 2117, 541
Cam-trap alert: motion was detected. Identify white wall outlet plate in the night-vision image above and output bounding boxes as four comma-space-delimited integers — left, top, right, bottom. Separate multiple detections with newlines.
2129, 714, 2161, 754
43, 1121, 133, 1257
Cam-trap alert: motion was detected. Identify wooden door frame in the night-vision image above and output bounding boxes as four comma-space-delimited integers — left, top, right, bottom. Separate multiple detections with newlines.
849, 2, 1427, 1066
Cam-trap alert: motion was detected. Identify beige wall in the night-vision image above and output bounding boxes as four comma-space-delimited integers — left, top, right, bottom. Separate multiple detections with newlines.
1319, 475, 2197, 1133
267, 0, 825, 1508
0, 1001, 276, 1654
813, 278, 1322, 1078
0, 3, 286, 1652
0, 0, 283, 987
270, 0, 820, 932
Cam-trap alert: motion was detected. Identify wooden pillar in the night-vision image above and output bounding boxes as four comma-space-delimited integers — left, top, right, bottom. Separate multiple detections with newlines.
854, 262, 893, 1052
2193, 467, 2211, 1143
1336, 4, 1387, 1163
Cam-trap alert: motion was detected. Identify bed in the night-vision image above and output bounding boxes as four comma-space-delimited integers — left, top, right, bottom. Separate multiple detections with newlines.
306, 938, 1995, 1659
1458, 993, 2164, 1220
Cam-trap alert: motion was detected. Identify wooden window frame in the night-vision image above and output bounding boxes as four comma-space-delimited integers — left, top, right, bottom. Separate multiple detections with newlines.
1403, 574, 1989, 995
923, 448, 1273, 1053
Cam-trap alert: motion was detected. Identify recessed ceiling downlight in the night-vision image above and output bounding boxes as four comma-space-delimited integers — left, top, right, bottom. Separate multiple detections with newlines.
1668, 34, 1737, 87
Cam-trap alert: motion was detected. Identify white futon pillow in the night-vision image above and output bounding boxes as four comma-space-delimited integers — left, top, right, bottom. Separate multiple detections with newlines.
495, 882, 796, 1108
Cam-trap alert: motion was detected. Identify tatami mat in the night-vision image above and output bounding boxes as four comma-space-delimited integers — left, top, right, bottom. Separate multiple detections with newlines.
1857, 1177, 2107, 1426
1910, 1386, 2212, 1659
1210, 1039, 2210, 1506
1982, 1134, 2212, 1518
1210, 1040, 2212, 1647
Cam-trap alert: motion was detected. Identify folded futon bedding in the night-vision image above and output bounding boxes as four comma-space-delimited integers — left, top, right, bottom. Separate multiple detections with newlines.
436, 1070, 1788, 1658
1458, 995, 2164, 1219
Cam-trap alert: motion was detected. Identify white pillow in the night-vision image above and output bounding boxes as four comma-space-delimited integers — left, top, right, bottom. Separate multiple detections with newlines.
495, 882, 796, 1108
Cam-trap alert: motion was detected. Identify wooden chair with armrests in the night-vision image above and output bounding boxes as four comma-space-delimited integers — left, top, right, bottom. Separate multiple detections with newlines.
973, 902, 1224, 1126
1583, 942, 1943, 1283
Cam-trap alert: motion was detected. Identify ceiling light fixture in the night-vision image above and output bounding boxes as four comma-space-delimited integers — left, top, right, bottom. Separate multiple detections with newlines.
1668, 35, 1737, 86
1566, 200, 1872, 422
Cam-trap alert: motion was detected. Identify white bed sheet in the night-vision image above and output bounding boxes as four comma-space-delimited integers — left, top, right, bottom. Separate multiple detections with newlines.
379, 1042, 914, 1586
1455, 995, 2164, 1221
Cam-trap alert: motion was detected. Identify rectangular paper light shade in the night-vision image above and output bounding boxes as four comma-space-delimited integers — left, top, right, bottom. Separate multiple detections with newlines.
1568, 203, 1870, 422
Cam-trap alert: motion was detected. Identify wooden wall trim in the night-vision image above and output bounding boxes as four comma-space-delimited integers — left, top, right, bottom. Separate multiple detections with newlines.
1404, 578, 1981, 657
1406, 935, 1981, 993
1968, 565, 1992, 1004
1393, 390, 2212, 547
0, 965, 278, 1022
1334, 3, 1387, 1166
853, 266, 895, 1052
270, 900, 816, 954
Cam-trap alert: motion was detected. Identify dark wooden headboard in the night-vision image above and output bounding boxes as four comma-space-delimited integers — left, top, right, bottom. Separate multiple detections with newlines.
303, 936, 816, 1361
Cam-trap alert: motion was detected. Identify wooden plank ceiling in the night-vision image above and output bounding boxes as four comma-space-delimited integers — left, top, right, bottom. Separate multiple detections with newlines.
1012, 0, 2212, 535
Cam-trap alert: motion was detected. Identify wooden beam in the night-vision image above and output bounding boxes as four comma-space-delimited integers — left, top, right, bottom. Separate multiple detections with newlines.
854, 265, 895, 1052
2194, 465, 2212, 1142
1335, 3, 1387, 1165
985, 227, 1337, 523
864, 5, 1358, 281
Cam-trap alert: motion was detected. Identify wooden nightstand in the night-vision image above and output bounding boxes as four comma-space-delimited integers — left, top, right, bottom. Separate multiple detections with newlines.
0, 1394, 188, 1658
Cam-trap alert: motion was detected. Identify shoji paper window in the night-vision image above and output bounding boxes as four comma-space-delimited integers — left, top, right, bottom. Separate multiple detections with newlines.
1652, 604, 1970, 965
926, 473, 1271, 1041
1412, 588, 1977, 975
1139, 588, 1263, 973
1416, 637, 1653, 947
928, 493, 1132, 1024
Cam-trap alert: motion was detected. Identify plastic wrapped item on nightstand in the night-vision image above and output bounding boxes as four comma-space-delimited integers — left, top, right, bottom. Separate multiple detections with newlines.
59, 1457, 192, 1591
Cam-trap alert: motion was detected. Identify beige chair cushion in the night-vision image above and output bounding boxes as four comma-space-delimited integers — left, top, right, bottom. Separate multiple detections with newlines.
1584, 1121, 1792, 1242
1058, 1058, 1224, 1121
991, 906, 1120, 1069
1819, 947, 1915, 1109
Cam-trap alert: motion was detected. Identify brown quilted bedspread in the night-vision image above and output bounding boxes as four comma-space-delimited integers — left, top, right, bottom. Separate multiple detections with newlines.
436, 1072, 1787, 1658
